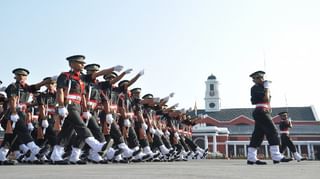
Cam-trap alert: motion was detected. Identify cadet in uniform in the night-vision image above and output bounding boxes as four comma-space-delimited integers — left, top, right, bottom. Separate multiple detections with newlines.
1, 68, 49, 164
247, 71, 291, 165
50, 55, 112, 164
82, 63, 122, 163
36, 77, 59, 158
278, 111, 307, 161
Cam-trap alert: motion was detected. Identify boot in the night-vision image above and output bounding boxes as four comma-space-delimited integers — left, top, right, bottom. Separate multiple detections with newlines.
247, 147, 267, 165
69, 147, 86, 165
50, 145, 68, 165
118, 143, 133, 159
85, 137, 113, 156
270, 145, 292, 164
88, 149, 103, 164
293, 152, 307, 162
0, 147, 16, 165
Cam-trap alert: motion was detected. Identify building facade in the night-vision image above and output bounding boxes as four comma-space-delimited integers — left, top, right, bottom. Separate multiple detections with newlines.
191, 75, 320, 160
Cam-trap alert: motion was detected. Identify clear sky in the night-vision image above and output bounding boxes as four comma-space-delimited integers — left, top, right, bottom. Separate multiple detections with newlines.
1, 0, 319, 116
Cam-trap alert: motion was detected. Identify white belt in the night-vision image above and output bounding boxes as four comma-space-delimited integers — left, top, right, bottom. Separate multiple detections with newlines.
67, 94, 82, 101
255, 104, 269, 108
47, 108, 56, 113
280, 131, 289, 134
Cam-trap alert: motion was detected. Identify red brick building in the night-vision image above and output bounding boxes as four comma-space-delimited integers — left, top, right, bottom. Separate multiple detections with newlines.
191, 75, 320, 160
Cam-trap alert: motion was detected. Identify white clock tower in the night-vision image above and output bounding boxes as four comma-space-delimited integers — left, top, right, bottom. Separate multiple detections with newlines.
204, 74, 221, 112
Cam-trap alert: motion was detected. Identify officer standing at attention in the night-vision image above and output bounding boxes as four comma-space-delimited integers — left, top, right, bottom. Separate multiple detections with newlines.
247, 71, 292, 165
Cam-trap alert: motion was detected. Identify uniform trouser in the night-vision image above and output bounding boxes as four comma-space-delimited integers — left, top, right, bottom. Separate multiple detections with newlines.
11, 112, 34, 144
87, 115, 105, 143
280, 134, 296, 153
184, 137, 198, 152
127, 126, 139, 149
179, 136, 190, 152
57, 105, 92, 148
152, 134, 164, 148
162, 136, 172, 149
249, 109, 280, 147
110, 122, 124, 146
134, 122, 149, 148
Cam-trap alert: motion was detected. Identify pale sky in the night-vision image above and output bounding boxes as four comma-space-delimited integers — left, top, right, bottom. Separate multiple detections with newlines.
1, 0, 319, 116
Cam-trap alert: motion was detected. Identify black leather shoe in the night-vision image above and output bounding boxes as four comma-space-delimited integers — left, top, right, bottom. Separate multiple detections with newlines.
69, 160, 87, 165
297, 157, 307, 162
0, 160, 16, 165
247, 160, 267, 165
273, 157, 292, 164
50, 160, 69, 165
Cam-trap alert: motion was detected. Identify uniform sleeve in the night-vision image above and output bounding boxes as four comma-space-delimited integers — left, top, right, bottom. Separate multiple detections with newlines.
5, 83, 18, 98
37, 93, 45, 105
57, 73, 68, 89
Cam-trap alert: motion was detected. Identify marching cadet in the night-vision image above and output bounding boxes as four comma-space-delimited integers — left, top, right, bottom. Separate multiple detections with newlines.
247, 71, 292, 165
98, 69, 136, 163
0, 68, 50, 165
182, 115, 208, 159
141, 94, 174, 160
278, 111, 307, 161
35, 77, 59, 160
116, 70, 147, 162
82, 63, 122, 163
50, 55, 113, 164
130, 88, 160, 161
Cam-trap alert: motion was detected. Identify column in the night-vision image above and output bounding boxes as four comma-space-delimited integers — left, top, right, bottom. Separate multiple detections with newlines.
212, 134, 217, 153
298, 145, 301, 154
233, 144, 237, 158
307, 144, 311, 159
264, 145, 269, 159
244, 144, 247, 157
225, 143, 228, 158
204, 135, 208, 150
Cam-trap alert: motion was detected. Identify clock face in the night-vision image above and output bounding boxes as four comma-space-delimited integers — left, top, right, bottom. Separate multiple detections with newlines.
209, 102, 215, 108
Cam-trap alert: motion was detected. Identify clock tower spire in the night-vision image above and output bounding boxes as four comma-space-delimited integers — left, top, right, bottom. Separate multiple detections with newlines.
204, 74, 221, 112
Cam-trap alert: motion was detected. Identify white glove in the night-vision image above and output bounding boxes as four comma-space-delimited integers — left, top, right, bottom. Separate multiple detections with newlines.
142, 123, 148, 130
165, 130, 170, 137
123, 119, 131, 127
106, 114, 114, 124
41, 120, 49, 128
263, 80, 271, 89
58, 107, 68, 117
138, 69, 144, 76
10, 114, 19, 122
124, 68, 133, 74
82, 111, 92, 120
162, 96, 169, 102
155, 129, 164, 136
169, 92, 175, 98
149, 127, 156, 134
174, 132, 180, 140
113, 65, 124, 72
172, 103, 179, 108
27, 123, 34, 131
153, 97, 160, 103
51, 75, 58, 81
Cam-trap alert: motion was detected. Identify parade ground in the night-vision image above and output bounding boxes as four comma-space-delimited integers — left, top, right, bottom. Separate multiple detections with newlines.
0, 159, 319, 179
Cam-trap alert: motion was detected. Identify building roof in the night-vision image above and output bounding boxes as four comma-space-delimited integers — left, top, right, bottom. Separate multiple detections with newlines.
207, 74, 216, 80
192, 106, 317, 121
226, 125, 320, 135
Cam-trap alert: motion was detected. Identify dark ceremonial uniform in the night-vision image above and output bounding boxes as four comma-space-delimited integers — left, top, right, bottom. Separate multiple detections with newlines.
248, 83, 279, 147
37, 87, 58, 147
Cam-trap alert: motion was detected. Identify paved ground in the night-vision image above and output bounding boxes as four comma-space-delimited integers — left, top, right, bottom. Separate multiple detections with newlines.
0, 159, 319, 179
